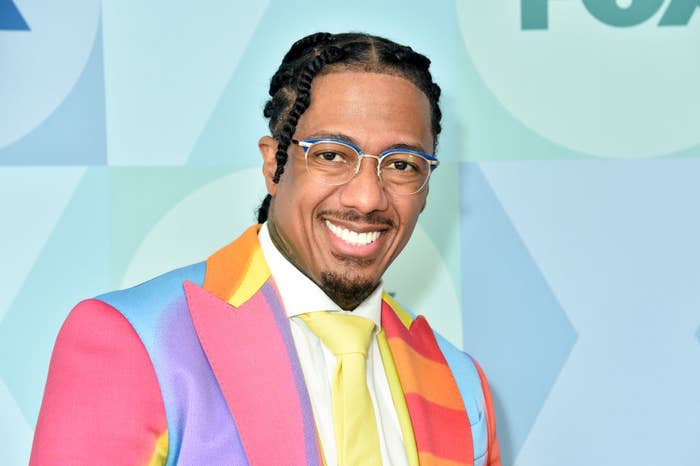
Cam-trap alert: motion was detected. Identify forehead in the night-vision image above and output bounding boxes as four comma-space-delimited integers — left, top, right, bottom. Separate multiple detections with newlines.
294, 71, 434, 153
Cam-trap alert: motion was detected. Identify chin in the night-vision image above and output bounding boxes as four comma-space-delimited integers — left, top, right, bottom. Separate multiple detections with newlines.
319, 270, 379, 310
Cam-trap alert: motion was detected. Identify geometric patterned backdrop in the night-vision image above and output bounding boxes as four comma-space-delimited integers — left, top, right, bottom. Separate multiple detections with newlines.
2, 1, 699, 464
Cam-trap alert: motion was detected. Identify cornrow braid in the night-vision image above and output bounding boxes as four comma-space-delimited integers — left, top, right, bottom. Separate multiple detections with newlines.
271, 46, 346, 185
281, 32, 334, 64
257, 32, 443, 223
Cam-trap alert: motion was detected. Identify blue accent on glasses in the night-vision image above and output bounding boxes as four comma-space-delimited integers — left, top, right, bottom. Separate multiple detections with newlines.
292, 137, 439, 170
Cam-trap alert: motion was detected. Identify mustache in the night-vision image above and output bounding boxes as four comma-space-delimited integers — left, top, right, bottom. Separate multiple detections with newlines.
317, 209, 395, 228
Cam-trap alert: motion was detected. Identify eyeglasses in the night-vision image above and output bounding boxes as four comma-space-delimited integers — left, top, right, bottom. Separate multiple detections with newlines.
291, 138, 439, 195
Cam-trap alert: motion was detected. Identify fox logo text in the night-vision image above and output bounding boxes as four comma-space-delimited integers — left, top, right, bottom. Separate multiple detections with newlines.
522, 0, 699, 29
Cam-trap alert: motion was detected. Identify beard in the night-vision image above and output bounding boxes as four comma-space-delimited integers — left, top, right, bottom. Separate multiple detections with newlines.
320, 270, 379, 311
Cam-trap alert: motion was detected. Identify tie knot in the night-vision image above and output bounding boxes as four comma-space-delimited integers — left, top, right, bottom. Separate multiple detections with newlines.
300, 312, 376, 356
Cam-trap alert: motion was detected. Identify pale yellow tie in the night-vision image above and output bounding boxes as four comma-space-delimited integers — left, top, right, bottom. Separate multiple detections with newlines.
300, 312, 382, 466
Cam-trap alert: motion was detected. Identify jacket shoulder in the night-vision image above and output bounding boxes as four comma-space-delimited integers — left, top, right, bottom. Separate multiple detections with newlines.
31, 298, 167, 464
97, 261, 206, 320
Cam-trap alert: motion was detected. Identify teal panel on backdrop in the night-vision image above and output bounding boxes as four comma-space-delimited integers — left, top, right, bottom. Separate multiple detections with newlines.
0, 378, 31, 465
0, 167, 86, 320
116, 167, 268, 289
102, 0, 270, 165
415, 160, 462, 297
455, 29, 592, 162
0, 169, 110, 425
107, 167, 242, 286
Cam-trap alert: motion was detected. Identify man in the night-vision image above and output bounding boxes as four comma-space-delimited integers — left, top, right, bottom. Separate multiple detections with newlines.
31, 32, 500, 465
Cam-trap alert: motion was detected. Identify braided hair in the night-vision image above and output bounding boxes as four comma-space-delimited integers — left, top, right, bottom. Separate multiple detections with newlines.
257, 32, 443, 223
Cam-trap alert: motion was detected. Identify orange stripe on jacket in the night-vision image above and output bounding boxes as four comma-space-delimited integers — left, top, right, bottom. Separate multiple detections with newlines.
386, 337, 465, 411
203, 225, 261, 301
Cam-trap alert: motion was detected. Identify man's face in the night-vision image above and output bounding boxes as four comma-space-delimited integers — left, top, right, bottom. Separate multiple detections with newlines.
260, 71, 434, 308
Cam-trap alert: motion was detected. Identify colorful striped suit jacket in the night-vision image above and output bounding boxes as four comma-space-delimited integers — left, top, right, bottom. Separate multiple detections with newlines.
31, 225, 500, 465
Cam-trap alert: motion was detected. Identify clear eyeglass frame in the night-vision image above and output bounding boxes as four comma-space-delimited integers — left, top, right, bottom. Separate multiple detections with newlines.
291, 137, 439, 195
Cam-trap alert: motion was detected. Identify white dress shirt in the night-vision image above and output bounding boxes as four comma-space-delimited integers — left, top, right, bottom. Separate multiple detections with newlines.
258, 223, 408, 466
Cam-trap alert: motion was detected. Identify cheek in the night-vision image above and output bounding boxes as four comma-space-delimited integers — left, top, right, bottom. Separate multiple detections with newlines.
395, 195, 426, 227
393, 203, 425, 245
274, 172, 304, 212
275, 180, 326, 233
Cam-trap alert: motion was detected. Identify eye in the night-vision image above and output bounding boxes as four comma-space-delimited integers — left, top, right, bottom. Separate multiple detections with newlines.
392, 160, 416, 171
387, 159, 416, 172
307, 142, 355, 165
317, 151, 345, 162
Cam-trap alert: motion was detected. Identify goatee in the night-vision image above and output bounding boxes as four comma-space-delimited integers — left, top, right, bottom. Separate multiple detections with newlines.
320, 271, 378, 311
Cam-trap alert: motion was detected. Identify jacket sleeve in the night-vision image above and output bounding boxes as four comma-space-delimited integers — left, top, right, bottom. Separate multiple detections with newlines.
474, 360, 501, 466
30, 299, 167, 465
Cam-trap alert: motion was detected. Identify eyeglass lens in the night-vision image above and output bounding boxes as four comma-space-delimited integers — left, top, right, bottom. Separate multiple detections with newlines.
304, 141, 430, 194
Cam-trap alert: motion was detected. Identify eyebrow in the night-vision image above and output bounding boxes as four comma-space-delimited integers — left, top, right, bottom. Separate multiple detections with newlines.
307, 132, 429, 154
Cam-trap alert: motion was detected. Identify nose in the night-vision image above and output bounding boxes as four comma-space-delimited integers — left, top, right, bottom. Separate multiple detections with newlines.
338, 157, 389, 214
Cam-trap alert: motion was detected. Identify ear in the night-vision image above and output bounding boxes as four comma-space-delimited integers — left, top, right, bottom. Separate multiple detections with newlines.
259, 136, 279, 196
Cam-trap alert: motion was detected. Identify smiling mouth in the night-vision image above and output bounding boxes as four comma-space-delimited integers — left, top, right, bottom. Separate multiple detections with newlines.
325, 220, 382, 246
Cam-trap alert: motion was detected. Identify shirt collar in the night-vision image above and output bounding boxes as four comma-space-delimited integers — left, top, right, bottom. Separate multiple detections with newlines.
258, 222, 383, 328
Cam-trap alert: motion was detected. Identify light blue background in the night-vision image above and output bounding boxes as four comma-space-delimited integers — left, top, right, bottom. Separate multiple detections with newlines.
2, 1, 699, 464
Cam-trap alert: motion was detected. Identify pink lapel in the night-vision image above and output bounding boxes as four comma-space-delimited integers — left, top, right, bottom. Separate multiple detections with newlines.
184, 226, 322, 465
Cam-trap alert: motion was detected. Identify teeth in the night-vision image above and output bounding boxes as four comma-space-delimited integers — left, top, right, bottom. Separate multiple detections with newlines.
325, 220, 381, 246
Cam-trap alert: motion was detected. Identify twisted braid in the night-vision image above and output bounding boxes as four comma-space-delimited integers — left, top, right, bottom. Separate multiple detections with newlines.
271, 46, 345, 184
257, 32, 442, 223
282, 32, 334, 64
257, 45, 346, 223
